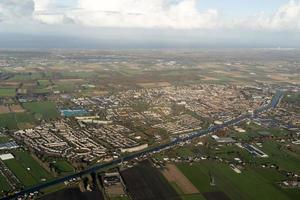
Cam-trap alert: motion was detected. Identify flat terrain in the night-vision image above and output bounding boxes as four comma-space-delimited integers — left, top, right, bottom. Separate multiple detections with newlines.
0, 174, 11, 196
177, 161, 297, 200
0, 88, 16, 97
9, 104, 25, 113
23, 101, 59, 120
3, 150, 52, 188
52, 160, 74, 174
40, 187, 104, 200
0, 105, 10, 114
162, 164, 199, 194
121, 160, 180, 200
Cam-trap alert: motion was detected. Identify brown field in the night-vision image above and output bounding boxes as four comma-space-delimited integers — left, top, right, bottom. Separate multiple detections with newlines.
106, 183, 125, 197
57, 79, 84, 83
0, 105, 10, 114
0, 81, 20, 86
138, 82, 171, 88
10, 104, 25, 113
200, 76, 219, 81
162, 164, 199, 194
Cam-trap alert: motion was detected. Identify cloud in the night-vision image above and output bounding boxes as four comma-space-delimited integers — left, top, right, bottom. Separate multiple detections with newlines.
33, 0, 220, 29
1, 0, 300, 31
0, 0, 34, 22
231, 0, 300, 31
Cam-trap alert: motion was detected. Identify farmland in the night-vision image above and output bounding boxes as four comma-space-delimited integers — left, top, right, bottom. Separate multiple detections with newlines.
52, 160, 74, 174
0, 112, 36, 129
177, 161, 297, 200
121, 160, 180, 200
3, 150, 52, 188
0, 175, 11, 196
22, 101, 59, 120
0, 88, 16, 97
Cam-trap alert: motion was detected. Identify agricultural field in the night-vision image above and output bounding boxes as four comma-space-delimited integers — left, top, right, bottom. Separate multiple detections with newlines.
121, 160, 180, 200
177, 161, 299, 200
22, 101, 59, 120
40, 187, 105, 200
0, 113, 18, 129
0, 88, 16, 97
284, 92, 300, 106
0, 174, 11, 196
161, 164, 205, 200
0, 112, 36, 129
3, 150, 52, 188
260, 141, 300, 172
37, 80, 51, 87
9, 73, 45, 81
0, 135, 12, 144
0, 105, 10, 114
52, 160, 74, 174
9, 104, 25, 113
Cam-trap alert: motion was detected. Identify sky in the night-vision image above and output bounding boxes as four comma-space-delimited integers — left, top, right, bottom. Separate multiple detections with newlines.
0, 0, 300, 48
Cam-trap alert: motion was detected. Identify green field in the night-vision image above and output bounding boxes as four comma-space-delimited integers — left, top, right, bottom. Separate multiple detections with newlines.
0, 113, 18, 129
37, 80, 51, 87
9, 73, 44, 81
177, 161, 297, 200
0, 135, 12, 143
52, 160, 74, 174
284, 92, 300, 106
261, 141, 300, 172
3, 150, 52, 187
61, 71, 97, 78
23, 101, 59, 120
181, 194, 206, 200
0, 174, 11, 196
54, 83, 76, 92
32, 88, 51, 94
0, 88, 16, 97
0, 113, 36, 129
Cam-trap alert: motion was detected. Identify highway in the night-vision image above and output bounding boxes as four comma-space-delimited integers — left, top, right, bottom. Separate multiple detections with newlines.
2, 91, 284, 200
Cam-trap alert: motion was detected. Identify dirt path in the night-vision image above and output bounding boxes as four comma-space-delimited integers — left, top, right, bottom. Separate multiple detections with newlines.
162, 164, 199, 194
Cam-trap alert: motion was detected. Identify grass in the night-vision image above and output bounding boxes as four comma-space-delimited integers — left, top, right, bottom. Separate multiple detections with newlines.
0, 135, 12, 143
284, 92, 300, 106
37, 80, 51, 87
32, 88, 51, 94
3, 150, 52, 188
40, 183, 66, 196
4, 158, 37, 187
0, 113, 18, 129
52, 160, 74, 174
170, 181, 206, 200
61, 71, 97, 78
0, 88, 16, 97
54, 83, 76, 92
0, 174, 11, 195
261, 141, 300, 172
181, 194, 206, 200
0, 112, 36, 130
23, 101, 59, 120
9, 73, 44, 81
177, 161, 295, 200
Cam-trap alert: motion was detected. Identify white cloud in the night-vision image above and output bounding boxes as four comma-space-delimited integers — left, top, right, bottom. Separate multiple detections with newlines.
33, 0, 219, 29
0, 0, 34, 22
231, 0, 300, 31
1, 0, 300, 31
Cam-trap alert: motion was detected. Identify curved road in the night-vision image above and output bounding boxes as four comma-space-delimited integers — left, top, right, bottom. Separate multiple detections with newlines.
2, 91, 284, 200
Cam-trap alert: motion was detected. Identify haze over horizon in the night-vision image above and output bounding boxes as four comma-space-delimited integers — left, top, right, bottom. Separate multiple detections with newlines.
1, 0, 300, 48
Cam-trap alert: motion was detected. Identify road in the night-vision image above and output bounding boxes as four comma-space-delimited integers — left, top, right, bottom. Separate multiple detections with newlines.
2, 91, 284, 200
